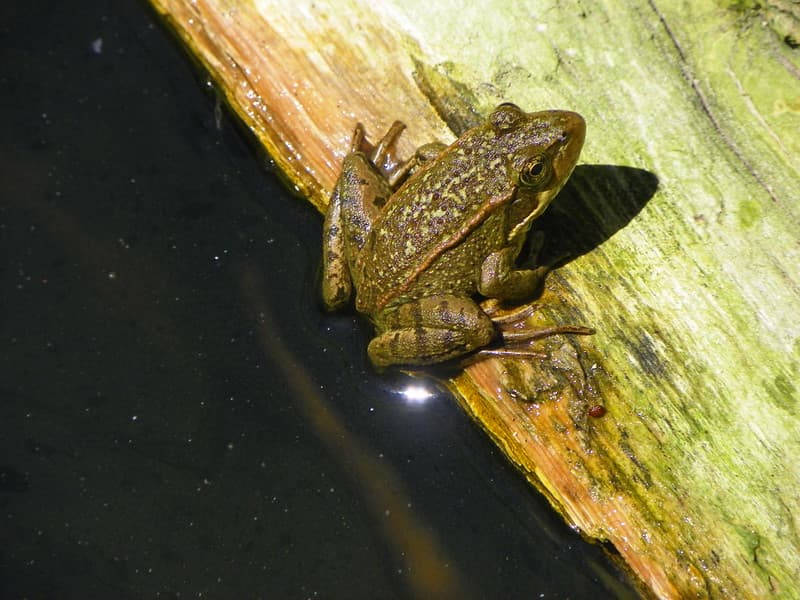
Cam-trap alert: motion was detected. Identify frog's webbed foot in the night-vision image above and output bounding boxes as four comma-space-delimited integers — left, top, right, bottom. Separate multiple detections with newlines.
459, 301, 594, 366
500, 324, 595, 343
460, 324, 595, 367
484, 301, 595, 340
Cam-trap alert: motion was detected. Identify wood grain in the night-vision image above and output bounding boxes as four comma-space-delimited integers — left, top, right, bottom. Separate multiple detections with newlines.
148, 0, 800, 597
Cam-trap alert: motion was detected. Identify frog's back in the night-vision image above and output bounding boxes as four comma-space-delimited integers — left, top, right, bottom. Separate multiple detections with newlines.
356, 126, 512, 313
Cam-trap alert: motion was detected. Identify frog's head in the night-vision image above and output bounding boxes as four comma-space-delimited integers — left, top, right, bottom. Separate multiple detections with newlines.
489, 103, 585, 239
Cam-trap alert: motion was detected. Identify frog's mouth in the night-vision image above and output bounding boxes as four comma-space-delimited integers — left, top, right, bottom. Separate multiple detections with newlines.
547, 110, 586, 190
507, 110, 585, 242
507, 187, 549, 243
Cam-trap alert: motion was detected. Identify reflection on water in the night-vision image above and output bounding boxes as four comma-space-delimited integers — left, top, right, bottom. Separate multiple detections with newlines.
239, 264, 473, 600
399, 383, 437, 405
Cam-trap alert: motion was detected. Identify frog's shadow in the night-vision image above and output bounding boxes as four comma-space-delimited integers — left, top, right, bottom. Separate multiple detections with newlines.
420, 165, 657, 379
533, 164, 659, 264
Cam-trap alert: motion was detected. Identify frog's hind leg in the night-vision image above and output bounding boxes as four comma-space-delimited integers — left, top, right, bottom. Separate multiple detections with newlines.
364, 119, 448, 189
368, 296, 496, 367
323, 125, 393, 311
340, 153, 393, 245
322, 177, 353, 311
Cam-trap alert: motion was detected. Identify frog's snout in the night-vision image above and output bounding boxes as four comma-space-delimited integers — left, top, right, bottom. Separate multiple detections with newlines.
558, 111, 586, 150
550, 110, 585, 178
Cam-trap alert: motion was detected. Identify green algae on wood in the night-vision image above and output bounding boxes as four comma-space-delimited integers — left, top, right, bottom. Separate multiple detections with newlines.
149, 0, 800, 597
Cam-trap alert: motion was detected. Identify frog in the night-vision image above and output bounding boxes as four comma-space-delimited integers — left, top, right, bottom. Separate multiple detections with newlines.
322, 102, 586, 368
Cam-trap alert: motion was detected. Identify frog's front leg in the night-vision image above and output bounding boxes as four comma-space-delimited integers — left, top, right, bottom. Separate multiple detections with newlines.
368, 295, 496, 367
478, 242, 550, 304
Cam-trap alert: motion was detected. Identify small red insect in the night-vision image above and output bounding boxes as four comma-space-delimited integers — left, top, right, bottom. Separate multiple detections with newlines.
588, 405, 606, 418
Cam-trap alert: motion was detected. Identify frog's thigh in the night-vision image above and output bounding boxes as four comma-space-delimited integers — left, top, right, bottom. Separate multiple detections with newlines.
368, 296, 495, 367
323, 153, 385, 310
336, 153, 393, 250
322, 180, 352, 311
479, 246, 548, 303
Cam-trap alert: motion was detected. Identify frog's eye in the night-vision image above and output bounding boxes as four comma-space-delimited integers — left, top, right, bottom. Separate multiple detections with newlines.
519, 155, 552, 187
490, 103, 524, 132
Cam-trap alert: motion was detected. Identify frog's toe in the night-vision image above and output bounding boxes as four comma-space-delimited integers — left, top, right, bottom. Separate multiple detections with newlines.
370, 121, 406, 168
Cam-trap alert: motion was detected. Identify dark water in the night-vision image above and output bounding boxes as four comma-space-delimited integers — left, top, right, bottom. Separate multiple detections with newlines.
0, 2, 637, 598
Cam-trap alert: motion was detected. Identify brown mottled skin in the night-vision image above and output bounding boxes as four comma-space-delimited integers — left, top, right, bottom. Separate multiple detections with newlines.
322, 103, 585, 368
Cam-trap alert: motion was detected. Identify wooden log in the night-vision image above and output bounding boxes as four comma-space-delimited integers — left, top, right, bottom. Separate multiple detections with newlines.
148, 0, 800, 597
